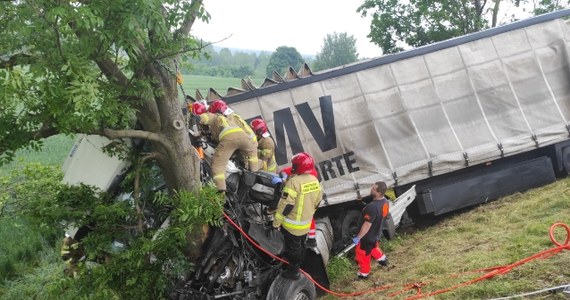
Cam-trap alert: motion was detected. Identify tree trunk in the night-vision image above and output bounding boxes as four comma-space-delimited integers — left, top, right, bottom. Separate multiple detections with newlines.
140, 62, 204, 260
492, 0, 501, 27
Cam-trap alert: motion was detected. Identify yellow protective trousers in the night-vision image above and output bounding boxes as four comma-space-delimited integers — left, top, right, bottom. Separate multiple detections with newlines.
212, 131, 259, 191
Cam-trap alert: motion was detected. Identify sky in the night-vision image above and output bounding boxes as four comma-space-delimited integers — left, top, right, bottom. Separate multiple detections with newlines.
191, 0, 383, 59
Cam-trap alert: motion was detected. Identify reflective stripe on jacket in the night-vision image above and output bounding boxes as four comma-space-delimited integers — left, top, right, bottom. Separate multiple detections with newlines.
199, 112, 244, 142
228, 113, 257, 143
273, 174, 322, 236
258, 136, 277, 172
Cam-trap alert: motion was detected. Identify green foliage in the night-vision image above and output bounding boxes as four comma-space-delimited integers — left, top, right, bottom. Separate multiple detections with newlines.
1, 159, 224, 299
312, 32, 359, 72
533, 0, 570, 15
357, 0, 570, 55
1, 163, 64, 234
357, 0, 490, 54
0, 0, 208, 175
326, 256, 353, 281
266, 46, 304, 77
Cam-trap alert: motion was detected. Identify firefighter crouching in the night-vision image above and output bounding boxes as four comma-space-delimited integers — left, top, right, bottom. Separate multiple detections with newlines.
192, 102, 259, 192
272, 152, 322, 280
208, 99, 257, 145
61, 234, 85, 278
250, 118, 277, 173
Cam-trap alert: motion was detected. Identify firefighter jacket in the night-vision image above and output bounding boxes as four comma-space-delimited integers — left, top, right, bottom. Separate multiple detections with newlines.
227, 112, 257, 143
273, 173, 322, 236
258, 133, 277, 172
198, 112, 244, 142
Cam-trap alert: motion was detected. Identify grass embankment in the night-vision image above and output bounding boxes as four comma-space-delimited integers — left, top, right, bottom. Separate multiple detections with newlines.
0, 135, 75, 177
324, 180, 570, 300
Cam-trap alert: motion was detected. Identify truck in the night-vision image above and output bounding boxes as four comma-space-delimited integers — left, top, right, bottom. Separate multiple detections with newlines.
197, 8, 570, 231
63, 8, 570, 300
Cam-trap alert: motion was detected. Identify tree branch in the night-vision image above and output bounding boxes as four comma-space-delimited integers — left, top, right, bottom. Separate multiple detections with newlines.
133, 152, 160, 233
174, 0, 204, 41
32, 123, 60, 140
94, 57, 130, 88
154, 37, 229, 61
100, 128, 161, 144
0, 53, 34, 68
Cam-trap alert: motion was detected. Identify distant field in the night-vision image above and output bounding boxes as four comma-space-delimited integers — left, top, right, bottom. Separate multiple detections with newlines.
0, 135, 75, 176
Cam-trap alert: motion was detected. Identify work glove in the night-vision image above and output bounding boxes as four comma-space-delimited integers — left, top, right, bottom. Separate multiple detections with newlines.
352, 236, 360, 245
271, 176, 283, 185
279, 172, 288, 181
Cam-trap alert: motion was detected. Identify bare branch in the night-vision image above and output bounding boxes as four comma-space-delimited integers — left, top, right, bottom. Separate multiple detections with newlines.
133, 152, 160, 233
94, 57, 130, 88
154, 36, 230, 61
32, 123, 60, 140
0, 53, 34, 68
174, 0, 204, 40
100, 128, 163, 144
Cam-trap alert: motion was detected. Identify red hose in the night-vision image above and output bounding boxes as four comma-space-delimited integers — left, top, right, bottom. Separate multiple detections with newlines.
223, 212, 570, 299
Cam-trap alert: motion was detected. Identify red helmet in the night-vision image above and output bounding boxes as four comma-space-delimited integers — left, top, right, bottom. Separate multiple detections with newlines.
208, 99, 228, 114
192, 102, 207, 115
250, 118, 268, 135
291, 152, 315, 175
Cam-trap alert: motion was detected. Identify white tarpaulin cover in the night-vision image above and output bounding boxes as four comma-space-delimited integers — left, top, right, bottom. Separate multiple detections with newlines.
228, 15, 570, 206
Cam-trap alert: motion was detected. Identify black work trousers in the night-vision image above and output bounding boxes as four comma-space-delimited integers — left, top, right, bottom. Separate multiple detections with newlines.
281, 229, 306, 271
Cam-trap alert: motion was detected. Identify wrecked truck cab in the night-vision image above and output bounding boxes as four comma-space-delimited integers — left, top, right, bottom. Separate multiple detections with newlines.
61, 134, 332, 300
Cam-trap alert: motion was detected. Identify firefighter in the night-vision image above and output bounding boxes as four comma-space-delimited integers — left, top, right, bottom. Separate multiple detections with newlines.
192, 102, 259, 192
352, 181, 390, 280
274, 165, 319, 248
272, 152, 322, 280
208, 99, 257, 144
60, 234, 84, 278
249, 118, 277, 173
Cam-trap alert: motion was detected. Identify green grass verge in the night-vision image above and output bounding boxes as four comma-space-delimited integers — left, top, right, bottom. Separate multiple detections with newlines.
0, 135, 75, 177
0, 218, 45, 282
323, 179, 570, 300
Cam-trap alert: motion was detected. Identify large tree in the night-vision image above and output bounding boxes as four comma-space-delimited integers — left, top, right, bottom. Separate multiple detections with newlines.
358, 0, 493, 54
312, 32, 359, 72
1, 0, 208, 194
265, 46, 304, 77
358, 0, 570, 55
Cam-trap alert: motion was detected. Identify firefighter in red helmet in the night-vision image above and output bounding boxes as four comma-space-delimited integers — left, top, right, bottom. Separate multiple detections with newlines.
272, 152, 322, 279
209, 99, 257, 144
250, 118, 277, 173
192, 102, 259, 192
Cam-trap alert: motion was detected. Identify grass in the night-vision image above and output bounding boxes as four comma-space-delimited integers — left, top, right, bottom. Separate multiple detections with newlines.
322, 180, 570, 300
0, 218, 45, 282
0, 134, 75, 177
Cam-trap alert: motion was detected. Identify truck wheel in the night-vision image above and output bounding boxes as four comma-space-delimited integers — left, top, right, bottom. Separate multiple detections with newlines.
266, 274, 316, 300
340, 210, 361, 244
382, 213, 396, 240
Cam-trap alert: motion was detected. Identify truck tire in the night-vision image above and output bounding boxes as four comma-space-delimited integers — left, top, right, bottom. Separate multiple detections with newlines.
266, 274, 316, 300
382, 213, 396, 240
340, 210, 361, 244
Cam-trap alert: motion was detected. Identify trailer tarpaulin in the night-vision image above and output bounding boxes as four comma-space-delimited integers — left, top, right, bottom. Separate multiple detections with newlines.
230, 17, 570, 206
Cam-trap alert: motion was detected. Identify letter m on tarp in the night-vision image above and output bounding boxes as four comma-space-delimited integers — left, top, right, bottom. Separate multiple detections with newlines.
274, 96, 337, 165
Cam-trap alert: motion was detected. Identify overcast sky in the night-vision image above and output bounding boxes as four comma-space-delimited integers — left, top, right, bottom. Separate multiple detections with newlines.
191, 0, 383, 58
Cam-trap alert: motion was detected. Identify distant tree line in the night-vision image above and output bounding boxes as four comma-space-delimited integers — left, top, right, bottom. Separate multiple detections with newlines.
182, 45, 272, 78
